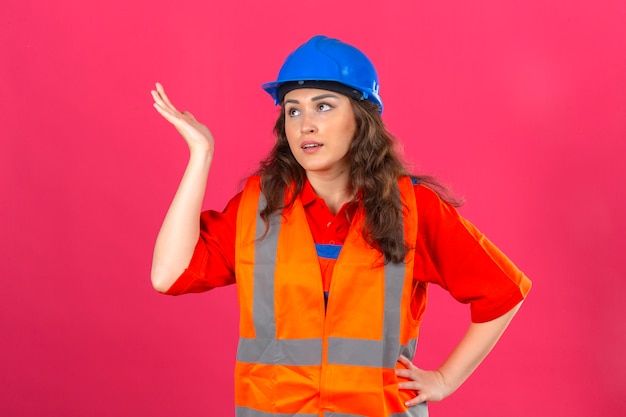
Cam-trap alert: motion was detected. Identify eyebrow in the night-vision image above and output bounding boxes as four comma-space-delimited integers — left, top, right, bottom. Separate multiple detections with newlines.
284, 93, 340, 104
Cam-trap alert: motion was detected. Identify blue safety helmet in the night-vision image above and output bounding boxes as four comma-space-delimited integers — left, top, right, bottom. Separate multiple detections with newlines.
262, 35, 383, 113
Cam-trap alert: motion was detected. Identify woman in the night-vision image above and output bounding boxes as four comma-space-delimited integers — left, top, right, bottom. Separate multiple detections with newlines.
151, 35, 531, 417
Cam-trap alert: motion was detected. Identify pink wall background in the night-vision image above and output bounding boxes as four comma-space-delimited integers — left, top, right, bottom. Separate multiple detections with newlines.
2, 0, 625, 416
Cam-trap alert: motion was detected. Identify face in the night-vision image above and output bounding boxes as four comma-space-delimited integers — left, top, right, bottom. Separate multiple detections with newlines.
283, 88, 357, 177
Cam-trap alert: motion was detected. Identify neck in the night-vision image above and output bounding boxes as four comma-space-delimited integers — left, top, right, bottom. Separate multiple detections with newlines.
306, 171, 354, 215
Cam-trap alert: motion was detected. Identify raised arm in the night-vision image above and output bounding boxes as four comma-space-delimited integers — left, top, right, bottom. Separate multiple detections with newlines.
396, 301, 523, 406
150, 83, 215, 292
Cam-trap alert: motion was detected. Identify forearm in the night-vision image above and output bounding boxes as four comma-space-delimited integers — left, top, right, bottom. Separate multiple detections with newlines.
397, 301, 523, 406
151, 149, 212, 292
437, 301, 522, 395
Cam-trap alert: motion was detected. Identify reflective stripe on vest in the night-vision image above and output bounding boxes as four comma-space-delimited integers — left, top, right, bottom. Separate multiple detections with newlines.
234, 176, 425, 417
236, 404, 428, 417
236, 190, 324, 365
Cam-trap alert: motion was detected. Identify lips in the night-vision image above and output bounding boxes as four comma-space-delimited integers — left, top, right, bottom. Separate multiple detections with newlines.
301, 141, 322, 150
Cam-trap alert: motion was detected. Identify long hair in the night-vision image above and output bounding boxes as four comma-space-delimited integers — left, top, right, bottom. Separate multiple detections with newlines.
255, 98, 461, 263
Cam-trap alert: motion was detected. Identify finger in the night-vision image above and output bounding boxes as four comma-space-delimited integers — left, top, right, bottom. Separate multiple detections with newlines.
405, 393, 427, 407
155, 82, 180, 113
152, 88, 177, 114
153, 102, 171, 119
395, 369, 412, 379
397, 355, 416, 369
153, 102, 182, 125
152, 96, 177, 118
151, 89, 170, 110
398, 380, 420, 390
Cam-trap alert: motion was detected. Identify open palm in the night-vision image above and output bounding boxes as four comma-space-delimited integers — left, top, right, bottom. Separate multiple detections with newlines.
151, 83, 214, 154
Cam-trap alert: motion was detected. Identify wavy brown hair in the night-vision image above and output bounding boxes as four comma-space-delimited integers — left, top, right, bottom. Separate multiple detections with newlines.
256, 99, 461, 264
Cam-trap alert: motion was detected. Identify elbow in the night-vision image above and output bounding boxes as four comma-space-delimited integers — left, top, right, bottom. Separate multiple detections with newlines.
150, 266, 176, 293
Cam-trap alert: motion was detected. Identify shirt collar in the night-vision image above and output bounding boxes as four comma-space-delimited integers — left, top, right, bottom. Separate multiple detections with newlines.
300, 178, 318, 207
300, 178, 362, 212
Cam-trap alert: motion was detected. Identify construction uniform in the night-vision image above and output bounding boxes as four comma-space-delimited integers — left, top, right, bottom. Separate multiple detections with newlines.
166, 176, 531, 417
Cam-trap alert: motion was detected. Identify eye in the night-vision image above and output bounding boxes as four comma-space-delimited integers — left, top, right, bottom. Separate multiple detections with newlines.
318, 103, 333, 112
287, 107, 300, 117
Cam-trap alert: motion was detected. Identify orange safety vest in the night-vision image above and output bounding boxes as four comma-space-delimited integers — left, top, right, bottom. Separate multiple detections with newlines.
234, 176, 427, 417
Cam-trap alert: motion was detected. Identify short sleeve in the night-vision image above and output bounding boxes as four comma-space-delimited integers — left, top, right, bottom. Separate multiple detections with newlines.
164, 193, 241, 295
413, 185, 532, 322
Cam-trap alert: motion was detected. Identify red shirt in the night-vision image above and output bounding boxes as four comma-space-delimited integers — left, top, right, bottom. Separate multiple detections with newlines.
165, 180, 531, 323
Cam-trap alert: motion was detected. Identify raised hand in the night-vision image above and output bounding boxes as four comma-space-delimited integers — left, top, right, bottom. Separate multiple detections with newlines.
151, 82, 215, 154
150, 82, 215, 292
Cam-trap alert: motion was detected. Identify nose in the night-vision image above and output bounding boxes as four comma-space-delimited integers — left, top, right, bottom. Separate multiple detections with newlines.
300, 111, 317, 134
